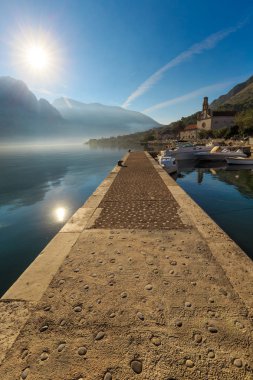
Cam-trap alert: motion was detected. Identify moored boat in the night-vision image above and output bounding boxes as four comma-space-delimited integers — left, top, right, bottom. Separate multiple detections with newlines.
163, 142, 212, 160
195, 146, 246, 161
226, 157, 253, 165
159, 156, 177, 174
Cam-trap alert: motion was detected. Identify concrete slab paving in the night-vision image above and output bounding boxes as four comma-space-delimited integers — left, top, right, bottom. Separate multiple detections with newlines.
0, 151, 252, 379
93, 152, 185, 230
60, 208, 96, 233
3, 232, 79, 302
0, 300, 31, 365
1, 229, 252, 379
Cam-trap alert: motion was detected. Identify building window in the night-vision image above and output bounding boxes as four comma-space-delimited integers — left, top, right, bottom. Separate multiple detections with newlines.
202, 122, 206, 128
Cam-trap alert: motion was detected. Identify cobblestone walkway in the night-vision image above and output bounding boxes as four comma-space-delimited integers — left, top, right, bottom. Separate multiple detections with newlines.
0, 152, 252, 379
93, 152, 184, 229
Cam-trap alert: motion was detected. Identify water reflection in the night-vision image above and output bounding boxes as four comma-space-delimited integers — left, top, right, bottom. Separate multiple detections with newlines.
0, 144, 126, 296
197, 170, 204, 184
54, 207, 67, 223
175, 160, 253, 260
168, 160, 253, 200
215, 169, 253, 199
0, 149, 68, 207
0, 145, 125, 207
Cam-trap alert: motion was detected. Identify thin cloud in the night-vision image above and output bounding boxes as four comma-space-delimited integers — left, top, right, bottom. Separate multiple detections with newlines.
33, 88, 55, 96
31, 87, 64, 99
62, 96, 73, 108
143, 79, 239, 114
122, 20, 246, 108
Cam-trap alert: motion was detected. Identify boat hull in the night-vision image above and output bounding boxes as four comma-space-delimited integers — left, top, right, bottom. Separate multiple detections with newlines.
196, 152, 246, 161
226, 157, 253, 165
159, 156, 177, 173
164, 145, 212, 160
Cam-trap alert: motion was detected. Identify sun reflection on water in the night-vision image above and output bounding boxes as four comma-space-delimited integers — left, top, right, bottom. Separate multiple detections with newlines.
54, 207, 67, 223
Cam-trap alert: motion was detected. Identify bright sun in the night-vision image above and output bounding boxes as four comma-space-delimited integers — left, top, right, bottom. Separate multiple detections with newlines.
11, 28, 62, 80
25, 45, 49, 71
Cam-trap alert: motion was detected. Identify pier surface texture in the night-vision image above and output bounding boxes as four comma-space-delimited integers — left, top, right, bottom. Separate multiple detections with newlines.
1, 151, 253, 379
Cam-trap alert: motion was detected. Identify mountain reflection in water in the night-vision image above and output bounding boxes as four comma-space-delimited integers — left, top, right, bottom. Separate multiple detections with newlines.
215, 169, 253, 199
174, 161, 253, 261
0, 144, 125, 296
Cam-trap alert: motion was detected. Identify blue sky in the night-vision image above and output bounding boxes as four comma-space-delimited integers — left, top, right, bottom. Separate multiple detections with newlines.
0, 0, 253, 124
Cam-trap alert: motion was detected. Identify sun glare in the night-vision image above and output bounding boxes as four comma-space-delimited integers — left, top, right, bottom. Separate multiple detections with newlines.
11, 27, 62, 80
25, 46, 49, 71
54, 207, 67, 223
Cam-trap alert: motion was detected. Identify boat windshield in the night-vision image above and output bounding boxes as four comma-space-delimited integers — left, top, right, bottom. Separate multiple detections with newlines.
176, 142, 194, 148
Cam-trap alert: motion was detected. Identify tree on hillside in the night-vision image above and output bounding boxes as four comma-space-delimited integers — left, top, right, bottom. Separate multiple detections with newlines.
235, 109, 253, 135
236, 109, 253, 127
198, 129, 213, 139
160, 113, 198, 138
198, 125, 240, 139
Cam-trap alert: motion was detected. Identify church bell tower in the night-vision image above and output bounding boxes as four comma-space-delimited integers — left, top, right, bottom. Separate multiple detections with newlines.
202, 96, 210, 118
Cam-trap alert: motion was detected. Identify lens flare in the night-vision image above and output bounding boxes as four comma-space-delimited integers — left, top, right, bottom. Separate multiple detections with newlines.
10, 26, 63, 82
55, 207, 66, 223
25, 45, 49, 71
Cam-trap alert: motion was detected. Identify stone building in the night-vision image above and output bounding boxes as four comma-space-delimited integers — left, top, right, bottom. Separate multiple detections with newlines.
197, 97, 236, 131
179, 124, 198, 140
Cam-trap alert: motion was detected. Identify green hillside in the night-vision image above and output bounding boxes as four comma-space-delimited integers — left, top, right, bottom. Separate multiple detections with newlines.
211, 75, 253, 111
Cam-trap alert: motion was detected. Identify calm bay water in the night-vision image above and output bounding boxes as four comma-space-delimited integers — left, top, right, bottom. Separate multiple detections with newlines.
175, 162, 253, 261
0, 144, 126, 296
0, 146, 253, 296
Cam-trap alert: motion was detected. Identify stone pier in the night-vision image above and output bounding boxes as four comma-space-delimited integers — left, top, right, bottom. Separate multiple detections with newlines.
0, 151, 253, 379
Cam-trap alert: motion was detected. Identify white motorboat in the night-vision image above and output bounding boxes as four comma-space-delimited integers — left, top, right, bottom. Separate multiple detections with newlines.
226, 157, 253, 165
195, 146, 246, 161
159, 156, 177, 174
163, 142, 212, 160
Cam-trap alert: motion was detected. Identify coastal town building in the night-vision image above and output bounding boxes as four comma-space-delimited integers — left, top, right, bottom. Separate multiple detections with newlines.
179, 124, 198, 140
179, 97, 236, 140
197, 97, 236, 131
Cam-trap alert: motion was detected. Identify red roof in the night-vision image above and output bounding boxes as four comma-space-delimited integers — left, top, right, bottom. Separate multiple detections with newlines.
184, 124, 197, 131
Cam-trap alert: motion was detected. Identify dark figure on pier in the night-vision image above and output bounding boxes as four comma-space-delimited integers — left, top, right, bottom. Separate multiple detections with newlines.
117, 160, 127, 167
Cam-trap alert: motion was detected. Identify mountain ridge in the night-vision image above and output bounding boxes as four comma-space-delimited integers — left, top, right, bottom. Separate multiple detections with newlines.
53, 96, 160, 136
0, 77, 160, 143
210, 75, 253, 111
2, 74, 253, 145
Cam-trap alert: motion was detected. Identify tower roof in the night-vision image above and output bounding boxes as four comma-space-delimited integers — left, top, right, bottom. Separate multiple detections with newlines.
212, 110, 236, 117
